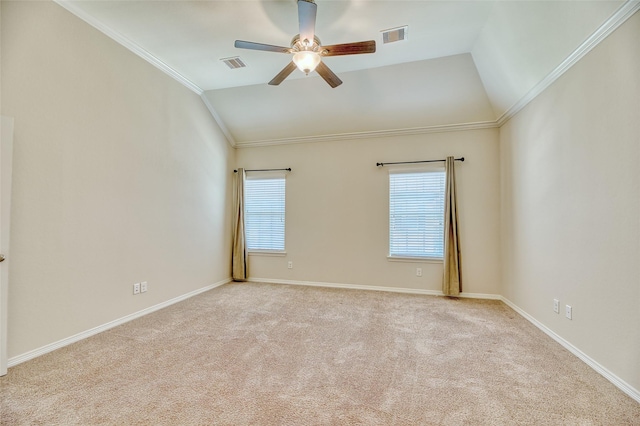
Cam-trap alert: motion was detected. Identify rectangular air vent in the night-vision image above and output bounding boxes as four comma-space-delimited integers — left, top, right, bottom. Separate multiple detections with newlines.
381, 26, 408, 44
221, 56, 246, 69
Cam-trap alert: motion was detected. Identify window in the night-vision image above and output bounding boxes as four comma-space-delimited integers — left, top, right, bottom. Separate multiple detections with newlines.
244, 175, 286, 252
389, 169, 445, 259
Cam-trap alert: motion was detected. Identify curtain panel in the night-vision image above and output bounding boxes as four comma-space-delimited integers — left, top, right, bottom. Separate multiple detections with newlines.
443, 156, 462, 296
232, 168, 247, 281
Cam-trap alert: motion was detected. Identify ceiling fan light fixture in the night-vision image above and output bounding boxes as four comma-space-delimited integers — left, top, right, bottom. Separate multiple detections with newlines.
234, 1, 374, 87
293, 50, 321, 75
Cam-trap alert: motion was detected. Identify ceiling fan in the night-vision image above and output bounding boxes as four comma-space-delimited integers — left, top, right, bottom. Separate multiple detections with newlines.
234, 0, 376, 88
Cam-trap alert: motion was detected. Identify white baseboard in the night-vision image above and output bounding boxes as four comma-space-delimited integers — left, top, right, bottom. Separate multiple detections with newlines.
500, 296, 640, 404
7, 278, 231, 368
248, 277, 502, 300
457, 292, 502, 300
9, 276, 637, 404
253, 278, 638, 402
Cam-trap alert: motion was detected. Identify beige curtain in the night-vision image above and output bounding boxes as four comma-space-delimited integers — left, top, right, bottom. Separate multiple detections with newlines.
232, 168, 247, 281
443, 156, 461, 296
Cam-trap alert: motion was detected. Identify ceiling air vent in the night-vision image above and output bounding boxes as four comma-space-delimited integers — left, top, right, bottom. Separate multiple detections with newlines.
381, 26, 408, 44
221, 56, 246, 69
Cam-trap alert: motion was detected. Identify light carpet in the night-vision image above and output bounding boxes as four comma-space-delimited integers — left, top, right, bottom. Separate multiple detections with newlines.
1, 281, 639, 425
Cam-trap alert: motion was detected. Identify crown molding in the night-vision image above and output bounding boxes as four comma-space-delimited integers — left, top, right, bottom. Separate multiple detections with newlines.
53, 0, 202, 95
235, 120, 499, 149
52, 1, 236, 148
496, 0, 640, 126
201, 95, 236, 148
53, 0, 639, 147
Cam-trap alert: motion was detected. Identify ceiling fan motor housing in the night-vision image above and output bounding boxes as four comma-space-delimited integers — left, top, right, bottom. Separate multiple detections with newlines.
234, 0, 375, 87
291, 35, 323, 52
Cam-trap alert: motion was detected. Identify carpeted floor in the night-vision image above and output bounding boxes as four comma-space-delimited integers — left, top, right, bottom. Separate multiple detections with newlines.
1, 281, 639, 425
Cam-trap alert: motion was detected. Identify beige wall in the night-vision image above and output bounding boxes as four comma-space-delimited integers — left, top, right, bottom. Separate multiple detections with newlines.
1, 1, 234, 358
237, 129, 501, 295
3, 0, 637, 399
500, 12, 640, 391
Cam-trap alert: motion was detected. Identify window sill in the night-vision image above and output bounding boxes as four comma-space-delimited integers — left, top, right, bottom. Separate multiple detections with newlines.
248, 250, 287, 257
387, 256, 443, 264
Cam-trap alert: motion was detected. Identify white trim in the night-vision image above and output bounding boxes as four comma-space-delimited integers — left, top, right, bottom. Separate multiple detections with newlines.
0, 116, 15, 376
459, 292, 502, 300
248, 250, 287, 257
501, 296, 640, 404
53, 1, 237, 148
251, 277, 440, 295
248, 277, 500, 300
248, 278, 638, 401
7, 278, 231, 368
53, 0, 639, 146
200, 94, 236, 147
386, 256, 443, 264
10, 273, 635, 403
53, 0, 202, 95
235, 121, 499, 148
496, 0, 640, 126
49, 0, 497, 149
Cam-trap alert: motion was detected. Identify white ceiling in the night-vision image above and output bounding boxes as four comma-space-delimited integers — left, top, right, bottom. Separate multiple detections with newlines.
61, 0, 629, 145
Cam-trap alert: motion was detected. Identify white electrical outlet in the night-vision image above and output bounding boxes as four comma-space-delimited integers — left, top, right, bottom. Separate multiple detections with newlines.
287, 261, 293, 269
553, 299, 559, 313
133, 283, 141, 295
565, 305, 572, 320
141, 281, 148, 293
416, 268, 422, 277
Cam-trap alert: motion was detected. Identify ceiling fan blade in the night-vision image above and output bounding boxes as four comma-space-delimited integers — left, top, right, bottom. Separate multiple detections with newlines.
298, 0, 317, 45
315, 61, 342, 88
321, 40, 376, 57
269, 62, 298, 86
235, 40, 291, 54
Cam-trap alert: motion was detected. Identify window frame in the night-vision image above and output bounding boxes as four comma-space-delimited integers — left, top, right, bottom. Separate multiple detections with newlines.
387, 165, 446, 262
243, 172, 287, 255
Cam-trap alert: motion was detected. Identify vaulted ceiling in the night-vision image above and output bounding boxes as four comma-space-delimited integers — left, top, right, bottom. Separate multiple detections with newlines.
58, 0, 633, 146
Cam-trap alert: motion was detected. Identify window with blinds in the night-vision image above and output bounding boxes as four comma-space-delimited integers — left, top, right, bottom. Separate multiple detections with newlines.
389, 170, 445, 259
244, 176, 286, 251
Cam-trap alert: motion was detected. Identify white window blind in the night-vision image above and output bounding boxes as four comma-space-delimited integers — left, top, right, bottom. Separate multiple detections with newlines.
244, 176, 286, 251
389, 170, 445, 259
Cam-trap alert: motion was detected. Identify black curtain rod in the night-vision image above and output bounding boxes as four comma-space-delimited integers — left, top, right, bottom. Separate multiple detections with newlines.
234, 168, 292, 173
376, 157, 464, 167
